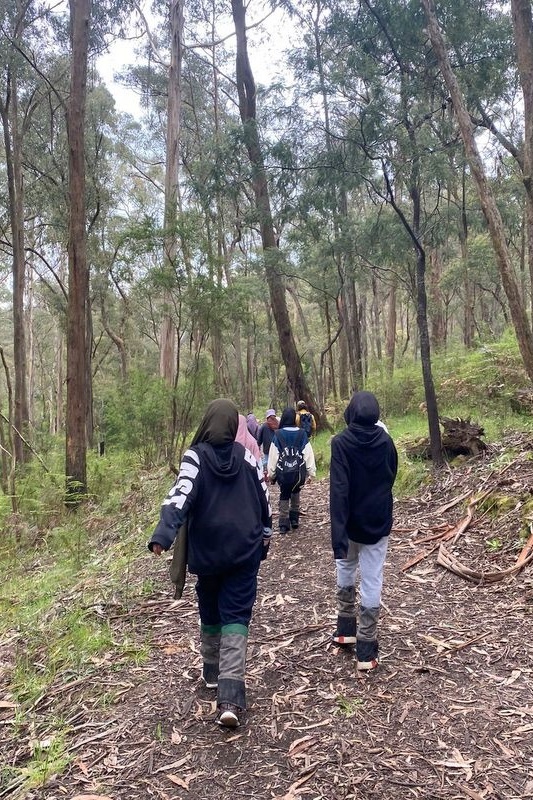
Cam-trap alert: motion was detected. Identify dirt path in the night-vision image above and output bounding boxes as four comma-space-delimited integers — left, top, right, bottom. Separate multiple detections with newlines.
4, 444, 533, 800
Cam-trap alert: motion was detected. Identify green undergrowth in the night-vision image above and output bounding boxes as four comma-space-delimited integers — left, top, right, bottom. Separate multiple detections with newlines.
0, 452, 166, 798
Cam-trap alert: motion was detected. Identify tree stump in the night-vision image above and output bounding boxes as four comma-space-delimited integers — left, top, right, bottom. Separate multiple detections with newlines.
406, 417, 487, 460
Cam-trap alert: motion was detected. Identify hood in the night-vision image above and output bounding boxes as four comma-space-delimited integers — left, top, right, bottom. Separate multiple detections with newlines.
279, 407, 296, 428
344, 391, 380, 427
197, 441, 245, 479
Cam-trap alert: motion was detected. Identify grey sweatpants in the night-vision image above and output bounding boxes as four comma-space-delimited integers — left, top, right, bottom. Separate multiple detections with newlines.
335, 537, 389, 608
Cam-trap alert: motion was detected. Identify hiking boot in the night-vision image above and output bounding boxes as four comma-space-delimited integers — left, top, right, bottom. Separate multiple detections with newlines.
356, 639, 379, 671
216, 703, 242, 728
332, 615, 357, 646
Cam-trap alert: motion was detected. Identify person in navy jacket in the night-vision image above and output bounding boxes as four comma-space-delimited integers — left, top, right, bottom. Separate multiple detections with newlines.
149, 399, 272, 728
330, 391, 398, 670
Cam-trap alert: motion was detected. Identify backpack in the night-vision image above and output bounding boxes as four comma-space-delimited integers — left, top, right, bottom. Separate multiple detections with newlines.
275, 430, 307, 490
299, 411, 313, 437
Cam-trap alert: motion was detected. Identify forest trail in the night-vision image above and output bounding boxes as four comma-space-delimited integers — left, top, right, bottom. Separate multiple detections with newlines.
4, 437, 533, 800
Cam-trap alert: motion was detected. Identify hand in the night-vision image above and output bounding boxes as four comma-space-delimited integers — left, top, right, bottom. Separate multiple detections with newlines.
151, 543, 164, 556
261, 540, 270, 561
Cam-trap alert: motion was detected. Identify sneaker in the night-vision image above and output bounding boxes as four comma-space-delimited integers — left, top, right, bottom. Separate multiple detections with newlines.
202, 663, 218, 689
332, 616, 357, 646
332, 632, 357, 646
357, 657, 379, 671
216, 703, 241, 728
356, 639, 379, 670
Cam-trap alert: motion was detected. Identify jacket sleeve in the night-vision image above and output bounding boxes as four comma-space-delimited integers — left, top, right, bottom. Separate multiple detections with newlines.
148, 448, 202, 552
253, 455, 273, 531
303, 441, 316, 477
329, 436, 351, 559
267, 437, 280, 479
389, 439, 399, 483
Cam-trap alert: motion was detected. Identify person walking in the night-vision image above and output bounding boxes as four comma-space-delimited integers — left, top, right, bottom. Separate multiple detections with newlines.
237, 413, 262, 464
257, 409, 279, 478
245, 413, 260, 440
148, 399, 272, 728
267, 407, 316, 533
330, 391, 398, 670
295, 400, 317, 438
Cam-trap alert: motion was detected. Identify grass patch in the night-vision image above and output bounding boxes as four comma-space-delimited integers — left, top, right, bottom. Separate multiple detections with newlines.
335, 694, 364, 717
1, 728, 71, 796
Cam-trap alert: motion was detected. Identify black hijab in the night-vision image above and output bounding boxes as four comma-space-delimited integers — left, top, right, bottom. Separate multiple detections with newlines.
191, 399, 239, 446
279, 407, 296, 428
344, 391, 380, 427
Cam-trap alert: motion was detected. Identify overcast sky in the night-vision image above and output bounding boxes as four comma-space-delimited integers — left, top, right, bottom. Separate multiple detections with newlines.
97, 2, 293, 116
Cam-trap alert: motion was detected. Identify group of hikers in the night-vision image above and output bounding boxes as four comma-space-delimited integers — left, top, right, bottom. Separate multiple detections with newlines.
148, 391, 398, 729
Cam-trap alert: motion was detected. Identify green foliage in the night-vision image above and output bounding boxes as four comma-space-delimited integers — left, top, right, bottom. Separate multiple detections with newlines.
368, 330, 528, 420
335, 694, 364, 718
101, 371, 173, 465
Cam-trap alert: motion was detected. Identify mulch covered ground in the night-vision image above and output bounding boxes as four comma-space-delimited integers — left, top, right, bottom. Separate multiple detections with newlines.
2, 433, 533, 800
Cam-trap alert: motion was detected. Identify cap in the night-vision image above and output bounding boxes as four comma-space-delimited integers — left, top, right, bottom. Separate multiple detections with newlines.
266, 408, 276, 418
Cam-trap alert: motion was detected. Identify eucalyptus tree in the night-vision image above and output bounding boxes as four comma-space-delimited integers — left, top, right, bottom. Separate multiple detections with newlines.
230, 0, 324, 427
0, 0, 57, 465
422, 0, 533, 384
283, 0, 444, 460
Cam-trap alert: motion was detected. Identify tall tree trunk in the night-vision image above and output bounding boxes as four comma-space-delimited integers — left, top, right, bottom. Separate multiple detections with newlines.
160, 0, 184, 384
422, 0, 533, 382
338, 327, 349, 399
0, 74, 30, 465
385, 280, 397, 373
382, 162, 443, 463
231, 0, 325, 428
429, 249, 446, 349
510, 0, 533, 329
65, 0, 91, 502
324, 298, 337, 401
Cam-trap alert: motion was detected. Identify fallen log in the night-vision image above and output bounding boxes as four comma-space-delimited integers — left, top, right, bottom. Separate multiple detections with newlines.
405, 416, 487, 459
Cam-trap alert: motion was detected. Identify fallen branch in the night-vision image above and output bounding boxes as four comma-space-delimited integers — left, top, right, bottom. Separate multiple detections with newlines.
401, 491, 491, 572
437, 529, 533, 584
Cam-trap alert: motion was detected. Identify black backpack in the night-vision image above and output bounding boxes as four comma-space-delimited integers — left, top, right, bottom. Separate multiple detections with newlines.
299, 411, 313, 437
275, 430, 307, 490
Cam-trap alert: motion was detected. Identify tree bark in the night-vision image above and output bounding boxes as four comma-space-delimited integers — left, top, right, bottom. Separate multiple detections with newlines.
385, 280, 397, 373
65, 0, 91, 502
422, 0, 533, 382
0, 72, 30, 466
231, 0, 325, 428
160, 0, 184, 384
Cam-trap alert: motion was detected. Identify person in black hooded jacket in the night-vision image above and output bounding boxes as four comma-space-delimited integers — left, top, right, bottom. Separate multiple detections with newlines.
148, 399, 272, 729
330, 391, 398, 670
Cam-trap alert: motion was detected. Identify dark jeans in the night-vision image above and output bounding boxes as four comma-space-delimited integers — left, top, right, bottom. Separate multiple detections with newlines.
195, 548, 262, 627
